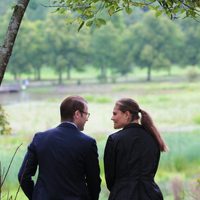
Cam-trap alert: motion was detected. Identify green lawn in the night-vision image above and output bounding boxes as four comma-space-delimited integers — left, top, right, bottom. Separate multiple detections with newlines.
3, 65, 200, 83
1, 81, 200, 199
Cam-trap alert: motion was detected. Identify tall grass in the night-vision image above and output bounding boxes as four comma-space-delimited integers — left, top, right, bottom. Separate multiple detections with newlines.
1, 81, 200, 199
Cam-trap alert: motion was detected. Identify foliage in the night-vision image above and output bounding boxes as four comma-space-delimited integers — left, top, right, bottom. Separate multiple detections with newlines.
51, 0, 200, 29
1, 0, 200, 85
0, 105, 11, 135
180, 19, 200, 67
44, 13, 90, 83
186, 66, 199, 82
90, 22, 123, 81
125, 11, 183, 81
1, 8, 200, 83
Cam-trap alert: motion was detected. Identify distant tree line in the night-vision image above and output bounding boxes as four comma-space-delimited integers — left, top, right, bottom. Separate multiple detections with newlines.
0, 8, 200, 83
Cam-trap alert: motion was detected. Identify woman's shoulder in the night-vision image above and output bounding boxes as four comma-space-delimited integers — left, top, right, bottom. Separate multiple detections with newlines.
110, 124, 147, 140
107, 129, 125, 143
123, 123, 144, 130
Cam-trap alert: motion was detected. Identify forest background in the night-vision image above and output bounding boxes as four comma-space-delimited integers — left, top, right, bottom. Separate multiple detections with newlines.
0, 0, 200, 200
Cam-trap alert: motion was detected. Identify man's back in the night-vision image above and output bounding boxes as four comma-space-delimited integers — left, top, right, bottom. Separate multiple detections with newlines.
18, 122, 101, 200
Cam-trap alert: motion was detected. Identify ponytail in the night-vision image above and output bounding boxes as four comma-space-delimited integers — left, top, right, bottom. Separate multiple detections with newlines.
140, 109, 168, 152
116, 98, 168, 152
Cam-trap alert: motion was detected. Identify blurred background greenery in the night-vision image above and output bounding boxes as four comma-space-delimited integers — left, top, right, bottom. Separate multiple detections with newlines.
1, 0, 200, 200
1, 0, 200, 84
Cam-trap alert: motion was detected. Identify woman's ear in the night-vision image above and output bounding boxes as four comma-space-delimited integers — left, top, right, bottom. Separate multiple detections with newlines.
125, 111, 131, 121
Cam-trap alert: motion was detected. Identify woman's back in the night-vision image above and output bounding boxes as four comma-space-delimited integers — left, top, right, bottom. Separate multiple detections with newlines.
104, 123, 163, 200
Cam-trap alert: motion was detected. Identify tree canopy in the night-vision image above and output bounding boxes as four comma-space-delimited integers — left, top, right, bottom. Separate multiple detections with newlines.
1, 9, 199, 83
0, 0, 200, 85
52, 0, 200, 29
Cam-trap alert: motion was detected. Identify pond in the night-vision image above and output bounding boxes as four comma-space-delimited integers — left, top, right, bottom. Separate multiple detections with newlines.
0, 90, 63, 105
0, 83, 113, 105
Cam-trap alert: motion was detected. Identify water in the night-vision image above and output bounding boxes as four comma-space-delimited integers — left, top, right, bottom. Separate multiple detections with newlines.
0, 83, 112, 105
0, 89, 68, 105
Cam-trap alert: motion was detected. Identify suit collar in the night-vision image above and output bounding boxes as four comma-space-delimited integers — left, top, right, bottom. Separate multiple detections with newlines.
58, 122, 78, 129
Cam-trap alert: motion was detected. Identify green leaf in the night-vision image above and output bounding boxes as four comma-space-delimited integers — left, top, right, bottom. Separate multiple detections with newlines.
86, 20, 93, 27
155, 10, 162, 17
59, 8, 66, 14
78, 21, 85, 32
125, 7, 132, 14
97, 18, 106, 25
108, 6, 115, 16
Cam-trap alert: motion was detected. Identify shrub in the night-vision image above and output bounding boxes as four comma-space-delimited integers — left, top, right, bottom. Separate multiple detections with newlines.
0, 105, 12, 135
186, 67, 199, 82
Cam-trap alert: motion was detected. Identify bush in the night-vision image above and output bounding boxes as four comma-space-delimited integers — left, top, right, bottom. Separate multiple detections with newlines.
186, 67, 199, 82
0, 105, 11, 135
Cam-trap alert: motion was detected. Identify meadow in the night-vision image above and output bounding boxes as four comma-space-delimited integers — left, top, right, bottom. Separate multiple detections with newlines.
1, 80, 200, 200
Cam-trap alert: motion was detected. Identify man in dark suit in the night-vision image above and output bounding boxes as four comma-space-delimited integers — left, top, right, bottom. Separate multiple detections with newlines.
18, 96, 101, 200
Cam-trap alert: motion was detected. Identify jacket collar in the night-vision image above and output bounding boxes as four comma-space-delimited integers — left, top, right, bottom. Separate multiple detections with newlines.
58, 121, 78, 129
123, 123, 142, 130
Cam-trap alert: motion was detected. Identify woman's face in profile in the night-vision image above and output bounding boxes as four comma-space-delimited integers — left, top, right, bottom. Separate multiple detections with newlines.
111, 104, 130, 129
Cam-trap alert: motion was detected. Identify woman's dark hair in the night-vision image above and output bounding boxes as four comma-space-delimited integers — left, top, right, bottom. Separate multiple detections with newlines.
60, 96, 87, 122
116, 98, 168, 152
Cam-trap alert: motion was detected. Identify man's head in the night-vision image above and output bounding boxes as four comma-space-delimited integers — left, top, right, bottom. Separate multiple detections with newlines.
60, 96, 89, 131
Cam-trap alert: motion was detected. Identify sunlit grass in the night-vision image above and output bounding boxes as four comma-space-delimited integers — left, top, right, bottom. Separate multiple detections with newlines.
85, 95, 112, 103
3, 65, 200, 83
193, 114, 200, 125
1, 81, 200, 199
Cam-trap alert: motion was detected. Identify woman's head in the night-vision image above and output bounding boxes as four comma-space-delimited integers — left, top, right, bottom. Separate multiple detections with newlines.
111, 98, 140, 129
111, 97, 168, 152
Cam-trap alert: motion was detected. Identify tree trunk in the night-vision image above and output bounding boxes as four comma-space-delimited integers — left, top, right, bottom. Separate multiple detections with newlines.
100, 65, 107, 82
37, 68, 41, 81
58, 70, 63, 85
0, 0, 30, 86
167, 66, 171, 76
14, 72, 17, 80
147, 65, 151, 81
67, 65, 71, 80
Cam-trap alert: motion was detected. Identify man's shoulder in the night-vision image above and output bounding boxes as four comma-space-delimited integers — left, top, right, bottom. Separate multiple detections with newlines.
34, 123, 74, 136
79, 131, 96, 143
32, 127, 57, 140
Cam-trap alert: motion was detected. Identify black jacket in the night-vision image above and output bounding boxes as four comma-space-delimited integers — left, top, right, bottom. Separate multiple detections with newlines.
104, 123, 163, 200
18, 122, 101, 200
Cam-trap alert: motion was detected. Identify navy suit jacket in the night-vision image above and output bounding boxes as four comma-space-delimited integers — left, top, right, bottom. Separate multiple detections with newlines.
18, 122, 101, 200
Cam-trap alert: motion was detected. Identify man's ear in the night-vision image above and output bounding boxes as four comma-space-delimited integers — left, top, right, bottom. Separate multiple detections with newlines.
74, 110, 80, 119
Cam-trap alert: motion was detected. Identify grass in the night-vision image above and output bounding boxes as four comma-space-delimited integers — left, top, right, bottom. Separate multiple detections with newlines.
3, 65, 200, 84
1, 132, 200, 200
1, 80, 200, 199
193, 114, 200, 125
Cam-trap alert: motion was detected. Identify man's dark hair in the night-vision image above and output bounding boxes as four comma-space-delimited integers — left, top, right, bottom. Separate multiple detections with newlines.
60, 96, 87, 122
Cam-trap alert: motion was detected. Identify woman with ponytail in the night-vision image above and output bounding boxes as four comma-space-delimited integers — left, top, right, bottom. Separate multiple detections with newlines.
104, 98, 168, 200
